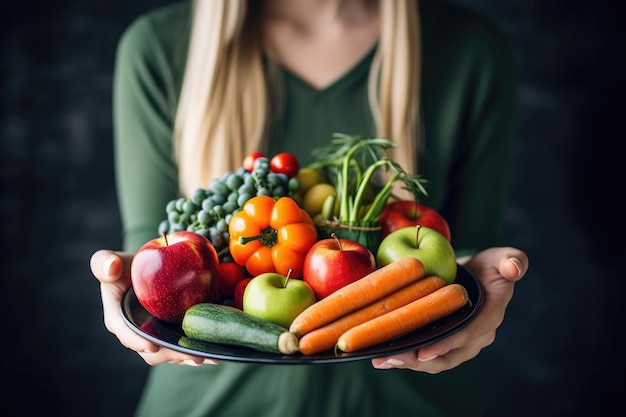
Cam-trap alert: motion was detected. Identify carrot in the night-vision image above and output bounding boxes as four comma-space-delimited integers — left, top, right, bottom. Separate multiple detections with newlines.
336, 283, 469, 353
298, 275, 446, 355
289, 257, 425, 336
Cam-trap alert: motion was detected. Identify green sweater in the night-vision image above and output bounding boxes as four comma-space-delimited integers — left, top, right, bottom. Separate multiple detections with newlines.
113, 1, 516, 416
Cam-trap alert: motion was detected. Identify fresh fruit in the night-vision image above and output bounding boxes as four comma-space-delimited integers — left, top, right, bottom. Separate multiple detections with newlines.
270, 152, 300, 178
302, 183, 336, 219
376, 225, 457, 284
215, 261, 248, 297
295, 167, 325, 195
158, 155, 298, 253
243, 271, 317, 329
130, 231, 220, 323
302, 234, 376, 299
182, 303, 300, 355
243, 151, 266, 172
379, 200, 451, 240
233, 278, 252, 310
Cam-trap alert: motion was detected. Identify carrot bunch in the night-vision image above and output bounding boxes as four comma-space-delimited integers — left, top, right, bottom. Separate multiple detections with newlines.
289, 257, 469, 354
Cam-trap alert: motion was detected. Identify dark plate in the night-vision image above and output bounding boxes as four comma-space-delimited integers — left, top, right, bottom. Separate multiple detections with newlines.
121, 265, 483, 365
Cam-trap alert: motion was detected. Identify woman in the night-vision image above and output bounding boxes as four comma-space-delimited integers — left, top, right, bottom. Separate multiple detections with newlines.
91, 0, 529, 416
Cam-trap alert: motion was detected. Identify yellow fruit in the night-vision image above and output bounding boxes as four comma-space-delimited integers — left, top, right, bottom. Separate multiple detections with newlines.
295, 168, 325, 195
302, 183, 336, 217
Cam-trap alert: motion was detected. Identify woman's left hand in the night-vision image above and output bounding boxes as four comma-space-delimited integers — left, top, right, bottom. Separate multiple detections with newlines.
371, 246, 528, 373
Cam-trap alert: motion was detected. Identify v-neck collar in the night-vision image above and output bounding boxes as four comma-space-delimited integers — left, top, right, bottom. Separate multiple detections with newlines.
275, 44, 377, 96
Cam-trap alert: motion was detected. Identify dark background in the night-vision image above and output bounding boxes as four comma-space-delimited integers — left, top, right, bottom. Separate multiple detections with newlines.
1, 0, 622, 416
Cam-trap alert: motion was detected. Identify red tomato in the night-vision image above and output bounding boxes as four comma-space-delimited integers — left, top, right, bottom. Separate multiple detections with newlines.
215, 261, 248, 297
234, 278, 252, 310
243, 151, 266, 172
270, 152, 300, 178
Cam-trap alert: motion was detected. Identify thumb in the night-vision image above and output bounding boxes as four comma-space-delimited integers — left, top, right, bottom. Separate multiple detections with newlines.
498, 250, 528, 282
90, 249, 135, 283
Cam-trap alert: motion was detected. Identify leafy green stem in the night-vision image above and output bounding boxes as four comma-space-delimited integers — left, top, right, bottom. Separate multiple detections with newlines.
350, 159, 393, 222
361, 172, 400, 222
309, 133, 427, 225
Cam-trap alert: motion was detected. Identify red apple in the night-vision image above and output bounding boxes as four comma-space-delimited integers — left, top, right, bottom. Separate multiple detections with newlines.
234, 278, 252, 310
303, 234, 377, 299
216, 261, 248, 298
379, 200, 451, 241
130, 231, 220, 323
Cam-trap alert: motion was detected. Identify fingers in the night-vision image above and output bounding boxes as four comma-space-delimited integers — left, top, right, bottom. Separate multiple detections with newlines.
99, 279, 157, 353
408, 343, 483, 374
138, 349, 220, 367
500, 248, 529, 281
91, 248, 155, 353
371, 246, 529, 374
371, 328, 493, 374
91, 249, 222, 367
100, 278, 222, 366
90, 249, 134, 283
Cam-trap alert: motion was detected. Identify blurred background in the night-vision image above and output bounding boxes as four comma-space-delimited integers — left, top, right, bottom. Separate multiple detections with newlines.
1, 0, 622, 416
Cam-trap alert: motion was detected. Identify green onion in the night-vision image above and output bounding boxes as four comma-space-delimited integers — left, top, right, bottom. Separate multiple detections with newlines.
309, 133, 428, 225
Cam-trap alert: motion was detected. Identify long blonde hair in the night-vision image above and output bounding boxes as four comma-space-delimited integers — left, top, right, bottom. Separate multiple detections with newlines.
175, 0, 421, 197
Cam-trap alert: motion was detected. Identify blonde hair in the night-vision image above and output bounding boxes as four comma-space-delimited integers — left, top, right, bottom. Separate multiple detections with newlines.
175, 0, 421, 197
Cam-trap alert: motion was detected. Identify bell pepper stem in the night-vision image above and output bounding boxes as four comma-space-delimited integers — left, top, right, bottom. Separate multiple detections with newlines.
238, 228, 278, 247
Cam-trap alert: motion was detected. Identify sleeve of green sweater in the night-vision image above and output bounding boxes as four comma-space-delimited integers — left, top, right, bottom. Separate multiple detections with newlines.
112, 14, 180, 252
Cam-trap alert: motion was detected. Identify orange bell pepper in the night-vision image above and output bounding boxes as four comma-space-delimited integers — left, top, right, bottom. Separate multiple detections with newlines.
228, 195, 318, 278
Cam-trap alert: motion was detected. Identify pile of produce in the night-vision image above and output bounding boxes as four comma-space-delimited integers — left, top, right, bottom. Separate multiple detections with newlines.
130, 134, 468, 356
157, 152, 301, 252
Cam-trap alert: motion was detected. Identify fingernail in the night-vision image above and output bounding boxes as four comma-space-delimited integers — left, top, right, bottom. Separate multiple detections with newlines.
183, 359, 201, 366
374, 358, 404, 369
418, 354, 438, 362
203, 359, 218, 365
508, 257, 522, 277
103, 258, 115, 276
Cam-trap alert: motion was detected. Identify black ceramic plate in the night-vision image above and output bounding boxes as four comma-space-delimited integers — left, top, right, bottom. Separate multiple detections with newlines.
121, 265, 483, 365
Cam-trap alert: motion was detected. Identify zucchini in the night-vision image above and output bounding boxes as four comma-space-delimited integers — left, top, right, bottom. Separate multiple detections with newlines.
178, 336, 236, 356
182, 303, 300, 355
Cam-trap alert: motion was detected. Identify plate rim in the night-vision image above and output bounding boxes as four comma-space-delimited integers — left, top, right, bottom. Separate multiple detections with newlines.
121, 264, 483, 364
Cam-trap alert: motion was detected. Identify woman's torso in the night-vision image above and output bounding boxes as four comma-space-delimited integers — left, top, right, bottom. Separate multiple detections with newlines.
114, 1, 517, 415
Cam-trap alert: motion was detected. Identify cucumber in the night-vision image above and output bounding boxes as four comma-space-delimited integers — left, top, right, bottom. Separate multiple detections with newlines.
178, 336, 236, 356
182, 303, 300, 355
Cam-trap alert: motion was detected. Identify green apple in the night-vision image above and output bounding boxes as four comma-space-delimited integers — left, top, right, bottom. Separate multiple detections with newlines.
243, 272, 317, 328
376, 225, 457, 284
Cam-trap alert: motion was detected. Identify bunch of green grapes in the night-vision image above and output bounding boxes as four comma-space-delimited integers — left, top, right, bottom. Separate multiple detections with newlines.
158, 156, 300, 253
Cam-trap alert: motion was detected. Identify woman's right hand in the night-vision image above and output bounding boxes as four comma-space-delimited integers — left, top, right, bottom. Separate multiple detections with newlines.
89, 249, 218, 366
